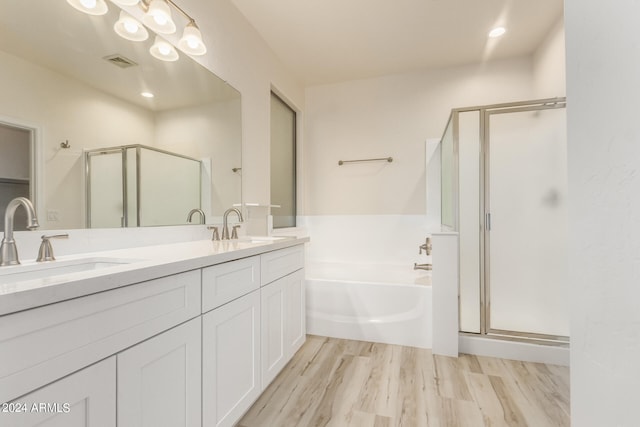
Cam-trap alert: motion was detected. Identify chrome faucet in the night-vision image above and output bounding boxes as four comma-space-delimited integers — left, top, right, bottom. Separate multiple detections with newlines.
186, 208, 206, 224
1, 197, 40, 266
222, 207, 243, 240
419, 237, 432, 255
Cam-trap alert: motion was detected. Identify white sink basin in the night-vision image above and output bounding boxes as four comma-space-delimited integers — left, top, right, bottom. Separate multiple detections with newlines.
238, 236, 290, 244
0, 257, 140, 285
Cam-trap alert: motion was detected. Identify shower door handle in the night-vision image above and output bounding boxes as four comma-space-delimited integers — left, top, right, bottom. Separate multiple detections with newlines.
485, 213, 491, 231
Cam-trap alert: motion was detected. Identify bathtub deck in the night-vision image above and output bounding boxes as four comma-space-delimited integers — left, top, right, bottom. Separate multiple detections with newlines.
238, 335, 570, 427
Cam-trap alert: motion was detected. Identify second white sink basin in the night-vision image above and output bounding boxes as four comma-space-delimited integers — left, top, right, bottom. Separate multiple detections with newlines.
238, 236, 290, 244
0, 257, 140, 285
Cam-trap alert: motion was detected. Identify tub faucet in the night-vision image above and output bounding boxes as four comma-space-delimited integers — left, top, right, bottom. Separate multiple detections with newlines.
414, 263, 432, 271
419, 237, 432, 255
187, 208, 206, 224
222, 207, 243, 240
1, 197, 40, 266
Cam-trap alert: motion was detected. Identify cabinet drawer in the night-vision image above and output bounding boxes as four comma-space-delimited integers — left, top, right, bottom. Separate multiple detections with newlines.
260, 245, 304, 286
0, 270, 201, 404
202, 256, 260, 313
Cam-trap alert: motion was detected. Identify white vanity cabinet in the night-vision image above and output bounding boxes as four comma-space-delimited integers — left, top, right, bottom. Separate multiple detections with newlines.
117, 318, 202, 427
0, 241, 307, 427
202, 257, 261, 427
202, 290, 261, 427
3, 357, 116, 427
260, 246, 305, 388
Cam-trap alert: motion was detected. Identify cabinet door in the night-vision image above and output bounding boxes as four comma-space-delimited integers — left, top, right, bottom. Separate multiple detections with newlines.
261, 277, 287, 388
285, 269, 306, 356
117, 318, 201, 427
203, 290, 260, 427
3, 357, 115, 427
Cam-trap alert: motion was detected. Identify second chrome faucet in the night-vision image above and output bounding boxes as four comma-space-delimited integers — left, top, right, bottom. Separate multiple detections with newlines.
222, 207, 243, 240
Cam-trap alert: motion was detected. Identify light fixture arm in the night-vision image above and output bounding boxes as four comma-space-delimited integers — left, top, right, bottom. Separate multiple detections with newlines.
140, 0, 197, 26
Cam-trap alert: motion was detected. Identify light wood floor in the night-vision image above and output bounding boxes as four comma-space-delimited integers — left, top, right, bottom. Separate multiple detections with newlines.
238, 335, 570, 427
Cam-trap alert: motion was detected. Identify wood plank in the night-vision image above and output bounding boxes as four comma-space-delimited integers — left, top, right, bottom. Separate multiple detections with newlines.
238, 336, 570, 427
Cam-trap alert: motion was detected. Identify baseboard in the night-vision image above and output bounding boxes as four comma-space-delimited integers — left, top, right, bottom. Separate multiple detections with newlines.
459, 334, 570, 366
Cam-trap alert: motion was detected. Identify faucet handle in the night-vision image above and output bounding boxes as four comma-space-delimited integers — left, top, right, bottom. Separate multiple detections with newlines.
419, 237, 432, 255
37, 234, 69, 262
207, 226, 220, 241
231, 225, 241, 239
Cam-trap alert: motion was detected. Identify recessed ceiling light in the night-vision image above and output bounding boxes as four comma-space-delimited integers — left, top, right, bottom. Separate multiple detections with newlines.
488, 27, 506, 38
141, 92, 154, 98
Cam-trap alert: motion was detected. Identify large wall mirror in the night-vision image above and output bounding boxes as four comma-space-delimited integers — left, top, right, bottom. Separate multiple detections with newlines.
0, 0, 242, 231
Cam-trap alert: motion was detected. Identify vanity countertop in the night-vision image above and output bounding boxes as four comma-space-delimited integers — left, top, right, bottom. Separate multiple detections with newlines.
0, 236, 309, 316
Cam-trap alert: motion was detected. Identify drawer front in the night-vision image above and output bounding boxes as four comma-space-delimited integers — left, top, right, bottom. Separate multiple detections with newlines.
0, 270, 201, 403
260, 245, 304, 286
202, 256, 260, 313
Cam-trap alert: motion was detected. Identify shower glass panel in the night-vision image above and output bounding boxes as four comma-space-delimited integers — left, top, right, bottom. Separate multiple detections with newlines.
139, 147, 201, 226
440, 116, 456, 230
486, 106, 568, 338
458, 111, 481, 333
86, 145, 201, 228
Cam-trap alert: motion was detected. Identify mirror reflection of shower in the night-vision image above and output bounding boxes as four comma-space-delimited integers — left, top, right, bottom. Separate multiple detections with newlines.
85, 145, 202, 228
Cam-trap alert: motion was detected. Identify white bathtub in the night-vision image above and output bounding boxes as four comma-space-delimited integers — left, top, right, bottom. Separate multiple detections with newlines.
306, 262, 432, 349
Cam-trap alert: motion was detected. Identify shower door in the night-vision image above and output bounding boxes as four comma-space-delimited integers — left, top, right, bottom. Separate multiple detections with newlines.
484, 104, 569, 340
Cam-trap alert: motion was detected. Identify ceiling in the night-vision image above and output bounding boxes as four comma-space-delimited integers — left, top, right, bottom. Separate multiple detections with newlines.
231, 0, 564, 86
0, 1, 239, 112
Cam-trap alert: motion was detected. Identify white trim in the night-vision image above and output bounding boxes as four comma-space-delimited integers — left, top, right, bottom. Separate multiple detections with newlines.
459, 334, 569, 366
0, 115, 43, 222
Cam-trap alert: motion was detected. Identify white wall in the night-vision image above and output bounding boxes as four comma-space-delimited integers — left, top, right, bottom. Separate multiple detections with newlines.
303, 57, 534, 216
533, 19, 566, 99
155, 98, 243, 218
565, 1, 640, 425
0, 50, 155, 229
176, 0, 305, 232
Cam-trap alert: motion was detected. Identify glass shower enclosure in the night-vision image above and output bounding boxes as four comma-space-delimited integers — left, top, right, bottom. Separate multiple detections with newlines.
440, 98, 568, 343
85, 145, 201, 228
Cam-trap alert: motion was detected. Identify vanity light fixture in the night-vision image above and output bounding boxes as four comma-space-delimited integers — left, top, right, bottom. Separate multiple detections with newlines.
141, 92, 155, 98
114, 11, 149, 41
178, 21, 206, 55
150, 35, 179, 61
66, 0, 207, 60
66, 0, 108, 15
143, 0, 176, 34
488, 27, 506, 38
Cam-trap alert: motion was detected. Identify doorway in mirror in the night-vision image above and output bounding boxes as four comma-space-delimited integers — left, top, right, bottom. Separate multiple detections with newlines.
0, 122, 32, 232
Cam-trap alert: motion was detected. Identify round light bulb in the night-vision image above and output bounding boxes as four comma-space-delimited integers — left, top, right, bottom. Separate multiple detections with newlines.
124, 20, 138, 34
154, 14, 167, 25
488, 27, 506, 38
178, 22, 207, 55
67, 0, 108, 15
158, 44, 171, 56
150, 36, 179, 61
114, 11, 148, 42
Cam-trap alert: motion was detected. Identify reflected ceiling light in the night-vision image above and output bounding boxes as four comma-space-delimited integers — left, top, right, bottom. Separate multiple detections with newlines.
150, 36, 179, 61
111, 0, 140, 5
488, 27, 506, 38
143, 0, 176, 34
178, 21, 206, 55
66, 0, 108, 15
141, 92, 155, 98
114, 11, 149, 41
